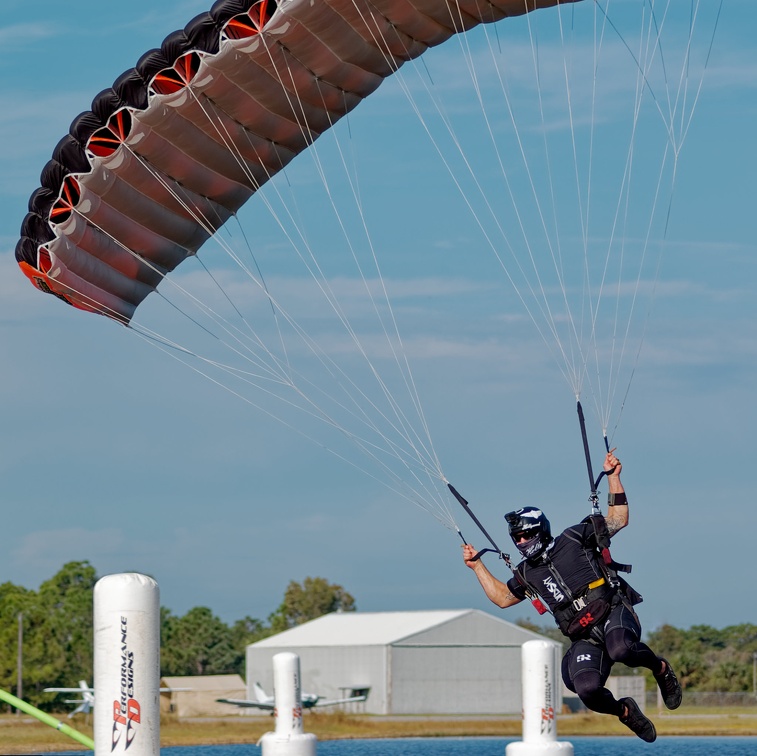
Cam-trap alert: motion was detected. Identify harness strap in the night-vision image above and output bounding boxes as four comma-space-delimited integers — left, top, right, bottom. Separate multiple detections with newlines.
583, 514, 632, 574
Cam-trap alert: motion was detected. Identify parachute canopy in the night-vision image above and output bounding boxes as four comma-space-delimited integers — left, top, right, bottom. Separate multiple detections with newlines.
16, 0, 576, 323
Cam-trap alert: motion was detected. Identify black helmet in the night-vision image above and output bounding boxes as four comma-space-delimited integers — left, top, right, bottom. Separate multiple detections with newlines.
505, 507, 552, 559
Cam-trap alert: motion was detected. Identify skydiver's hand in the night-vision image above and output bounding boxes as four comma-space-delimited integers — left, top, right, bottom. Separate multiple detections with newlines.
462, 543, 480, 569
604, 448, 622, 477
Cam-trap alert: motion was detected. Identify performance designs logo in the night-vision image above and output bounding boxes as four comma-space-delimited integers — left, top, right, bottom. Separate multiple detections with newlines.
33, 275, 72, 305
112, 616, 141, 751
540, 664, 555, 736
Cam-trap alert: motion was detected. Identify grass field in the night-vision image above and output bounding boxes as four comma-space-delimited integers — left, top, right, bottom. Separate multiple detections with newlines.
1, 708, 756, 754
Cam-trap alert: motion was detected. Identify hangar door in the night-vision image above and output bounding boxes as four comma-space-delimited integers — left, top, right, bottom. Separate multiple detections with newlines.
390, 644, 522, 715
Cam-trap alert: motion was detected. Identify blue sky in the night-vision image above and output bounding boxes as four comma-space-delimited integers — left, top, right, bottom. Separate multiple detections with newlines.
1, 0, 755, 636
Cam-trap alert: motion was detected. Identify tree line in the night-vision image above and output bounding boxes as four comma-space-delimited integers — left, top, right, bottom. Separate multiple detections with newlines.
1, 561, 755, 711
0, 561, 355, 710
516, 618, 757, 694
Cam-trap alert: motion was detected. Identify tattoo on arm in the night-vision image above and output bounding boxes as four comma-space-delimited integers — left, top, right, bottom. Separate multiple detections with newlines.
605, 515, 623, 536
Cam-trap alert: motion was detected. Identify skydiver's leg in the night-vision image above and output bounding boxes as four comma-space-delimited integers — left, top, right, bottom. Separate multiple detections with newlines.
603, 601, 663, 674
604, 600, 683, 709
562, 639, 621, 716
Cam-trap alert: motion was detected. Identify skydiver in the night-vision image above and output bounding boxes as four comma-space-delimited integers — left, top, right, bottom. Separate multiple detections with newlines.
461, 450, 682, 742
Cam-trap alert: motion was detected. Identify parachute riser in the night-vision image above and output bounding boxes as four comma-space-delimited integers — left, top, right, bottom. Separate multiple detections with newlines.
576, 401, 611, 515
448, 483, 509, 564
448, 482, 547, 615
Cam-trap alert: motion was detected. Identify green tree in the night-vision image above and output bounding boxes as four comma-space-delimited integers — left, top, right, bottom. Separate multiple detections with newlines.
0, 582, 35, 706
268, 577, 355, 633
160, 606, 238, 676
36, 561, 97, 691
0, 562, 97, 709
229, 616, 270, 647
226, 617, 272, 675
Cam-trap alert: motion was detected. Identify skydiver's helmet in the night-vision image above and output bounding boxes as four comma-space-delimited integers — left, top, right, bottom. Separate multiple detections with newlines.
505, 507, 552, 560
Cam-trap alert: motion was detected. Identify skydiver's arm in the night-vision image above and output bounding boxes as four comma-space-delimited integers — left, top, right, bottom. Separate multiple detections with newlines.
462, 544, 523, 608
603, 449, 628, 536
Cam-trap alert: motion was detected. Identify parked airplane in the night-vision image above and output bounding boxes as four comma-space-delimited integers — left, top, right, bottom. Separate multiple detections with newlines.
217, 682, 369, 711
44, 680, 184, 717
43, 680, 94, 718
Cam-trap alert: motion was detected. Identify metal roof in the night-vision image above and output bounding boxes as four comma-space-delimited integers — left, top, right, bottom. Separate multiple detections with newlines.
250, 609, 527, 648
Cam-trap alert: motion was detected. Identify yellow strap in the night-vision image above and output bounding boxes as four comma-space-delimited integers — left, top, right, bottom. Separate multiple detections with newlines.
588, 577, 606, 590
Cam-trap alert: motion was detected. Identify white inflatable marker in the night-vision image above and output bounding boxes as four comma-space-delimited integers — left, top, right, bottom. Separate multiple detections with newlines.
260, 652, 317, 756
94, 573, 160, 756
506, 640, 573, 755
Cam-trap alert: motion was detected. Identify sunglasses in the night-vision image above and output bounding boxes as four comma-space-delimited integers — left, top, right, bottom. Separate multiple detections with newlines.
513, 529, 539, 543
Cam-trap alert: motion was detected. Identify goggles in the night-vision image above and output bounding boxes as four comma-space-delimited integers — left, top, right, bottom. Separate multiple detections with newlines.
512, 529, 539, 543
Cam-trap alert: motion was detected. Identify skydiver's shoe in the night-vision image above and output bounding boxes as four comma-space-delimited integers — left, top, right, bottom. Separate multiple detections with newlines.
619, 697, 657, 742
655, 657, 683, 710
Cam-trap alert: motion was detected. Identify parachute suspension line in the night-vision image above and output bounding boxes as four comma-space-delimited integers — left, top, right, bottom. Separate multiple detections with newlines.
592, 0, 717, 434
286, 47, 454, 519
587, 0, 665, 431
329, 1, 479, 492
592, 0, 685, 154
590, 0, 673, 430
128, 293, 455, 522
537, 2, 588, 396
126, 323, 455, 528
460, 10, 585, 385
591, 2, 642, 429
676, 0, 723, 149
173, 82, 326, 384
229, 214, 295, 377
551, 2, 596, 400
324, 116, 448, 487
100, 144, 453, 519
582, 1, 616, 414
34, 210, 453, 526
110, 147, 320, 391
584, 1, 655, 430
466, 16, 592, 385
388, 32, 584, 393
178, 31, 449, 517
249, 39, 447, 481
124, 47, 455, 524
290, 123, 446, 480
269, 134, 452, 505
520, 14, 582, 391
263, 52, 455, 519
253, 13, 462, 524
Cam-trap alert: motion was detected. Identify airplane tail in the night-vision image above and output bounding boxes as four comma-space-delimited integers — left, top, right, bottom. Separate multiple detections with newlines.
253, 682, 268, 703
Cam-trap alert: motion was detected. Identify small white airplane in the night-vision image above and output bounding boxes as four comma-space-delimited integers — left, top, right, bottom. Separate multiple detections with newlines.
217, 682, 369, 711
44, 680, 184, 717
43, 680, 94, 718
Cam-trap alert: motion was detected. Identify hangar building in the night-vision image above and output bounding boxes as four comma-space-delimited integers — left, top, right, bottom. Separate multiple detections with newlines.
160, 673, 245, 717
245, 609, 556, 715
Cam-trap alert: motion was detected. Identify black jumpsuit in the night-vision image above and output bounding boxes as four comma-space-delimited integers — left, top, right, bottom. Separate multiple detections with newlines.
506, 520, 661, 716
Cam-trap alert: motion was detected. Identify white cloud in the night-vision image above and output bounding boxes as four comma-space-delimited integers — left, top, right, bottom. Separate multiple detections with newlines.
12, 527, 123, 570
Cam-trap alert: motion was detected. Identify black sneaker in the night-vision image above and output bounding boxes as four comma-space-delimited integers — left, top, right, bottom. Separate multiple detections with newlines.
655, 657, 683, 710
619, 697, 657, 742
